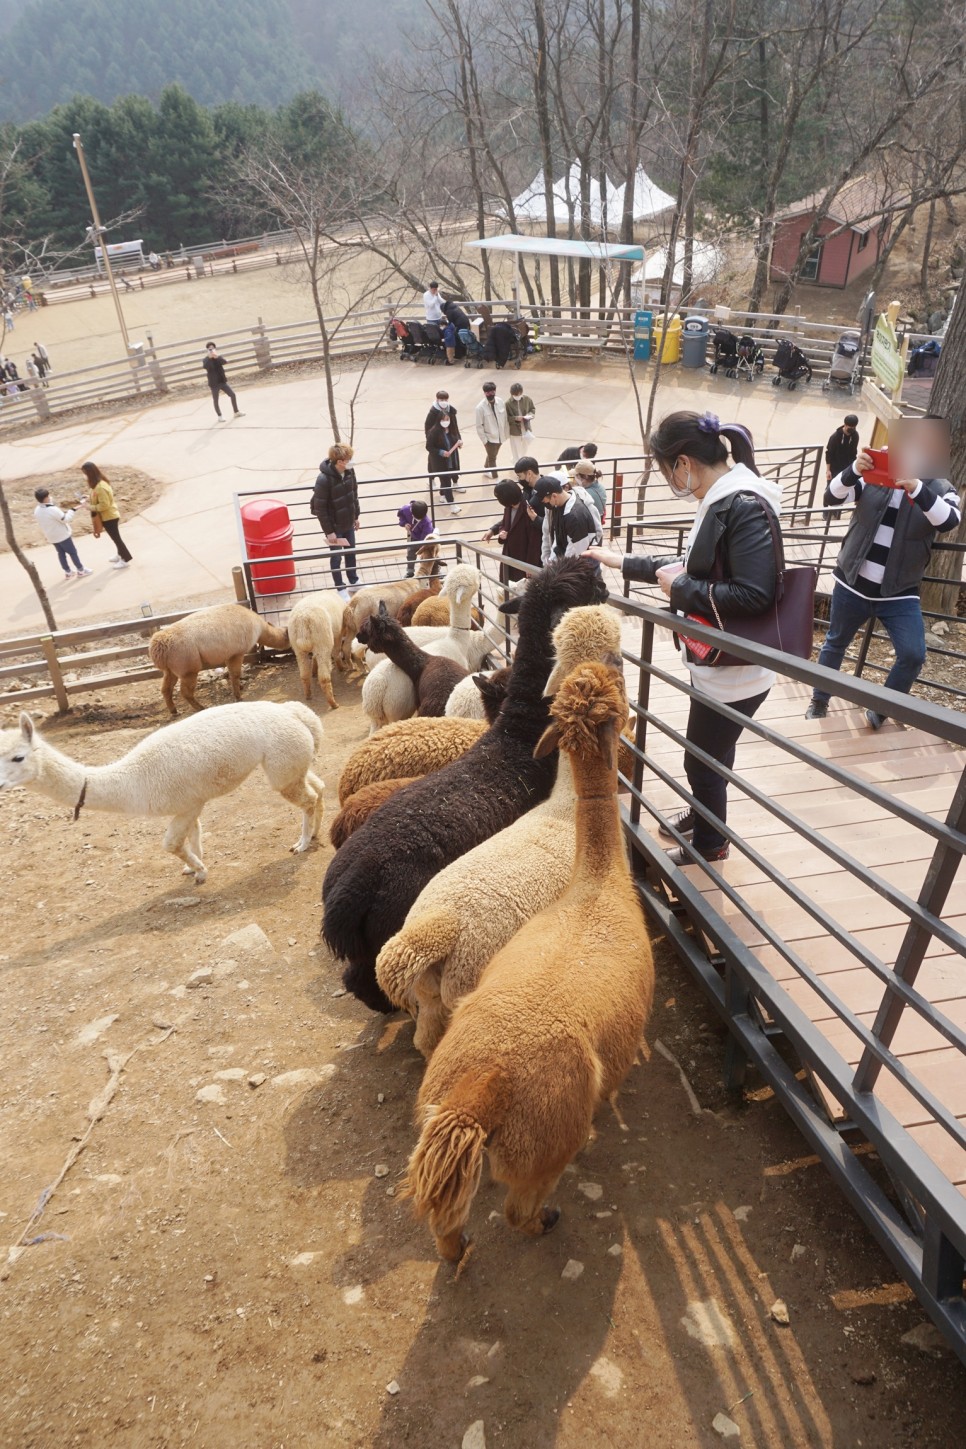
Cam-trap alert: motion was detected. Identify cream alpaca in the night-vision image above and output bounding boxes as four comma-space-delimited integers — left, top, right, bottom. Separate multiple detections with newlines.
0, 703, 325, 883
376, 606, 624, 1056
149, 603, 288, 715
287, 589, 345, 710
404, 661, 654, 1262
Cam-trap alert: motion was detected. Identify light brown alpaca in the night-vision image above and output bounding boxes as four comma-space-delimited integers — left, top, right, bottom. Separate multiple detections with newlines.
328, 776, 419, 848
395, 578, 444, 627
336, 543, 441, 668
405, 662, 654, 1262
148, 604, 288, 715
337, 717, 489, 804
410, 597, 485, 629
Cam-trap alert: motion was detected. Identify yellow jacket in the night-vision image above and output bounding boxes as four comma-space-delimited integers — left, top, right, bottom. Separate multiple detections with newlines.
88, 479, 119, 523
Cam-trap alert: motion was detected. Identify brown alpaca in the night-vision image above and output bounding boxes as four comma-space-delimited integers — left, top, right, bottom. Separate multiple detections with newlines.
410, 596, 485, 629
148, 604, 288, 715
395, 578, 443, 627
336, 543, 441, 668
405, 662, 654, 1262
337, 718, 488, 804
329, 776, 419, 848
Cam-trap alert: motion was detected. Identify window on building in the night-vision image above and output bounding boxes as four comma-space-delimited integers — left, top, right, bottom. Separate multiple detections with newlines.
800, 236, 824, 281
857, 230, 869, 252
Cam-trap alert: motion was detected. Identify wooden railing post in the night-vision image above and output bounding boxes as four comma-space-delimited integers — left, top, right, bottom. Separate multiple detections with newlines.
39, 634, 70, 713
252, 317, 272, 370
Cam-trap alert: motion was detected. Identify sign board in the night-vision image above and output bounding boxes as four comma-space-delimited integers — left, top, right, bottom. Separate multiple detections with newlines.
870, 312, 903, 396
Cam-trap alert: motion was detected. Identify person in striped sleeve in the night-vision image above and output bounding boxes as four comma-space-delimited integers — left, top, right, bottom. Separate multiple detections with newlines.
806, 419, 960, 729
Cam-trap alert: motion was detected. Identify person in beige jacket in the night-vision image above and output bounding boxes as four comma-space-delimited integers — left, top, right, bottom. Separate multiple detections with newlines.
474, 381, 509, 477
82, 462, 132, 568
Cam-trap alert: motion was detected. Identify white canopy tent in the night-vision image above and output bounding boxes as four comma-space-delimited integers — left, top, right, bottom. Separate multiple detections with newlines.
607, 168, 675, 224
467, 233, 645, 312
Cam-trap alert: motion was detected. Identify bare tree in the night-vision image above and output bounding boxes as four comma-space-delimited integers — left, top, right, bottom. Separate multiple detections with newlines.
0, 480, 58, 633
919, 286, 966, 614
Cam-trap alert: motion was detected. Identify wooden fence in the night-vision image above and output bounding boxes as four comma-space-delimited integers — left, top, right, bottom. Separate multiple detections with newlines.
0, 610, 191, 711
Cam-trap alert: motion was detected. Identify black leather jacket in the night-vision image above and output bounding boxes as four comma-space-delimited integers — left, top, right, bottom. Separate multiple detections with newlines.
622, 491, 781, 618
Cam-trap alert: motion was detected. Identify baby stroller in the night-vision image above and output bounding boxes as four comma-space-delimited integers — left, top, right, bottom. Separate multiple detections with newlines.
460, 323, 486, 368
484, 319, 524, 369
772, 338, 812, 390
709, 328, 738, 376
734, 335, 765, 381
821, 330, 861, 394
389, 317, 419, 361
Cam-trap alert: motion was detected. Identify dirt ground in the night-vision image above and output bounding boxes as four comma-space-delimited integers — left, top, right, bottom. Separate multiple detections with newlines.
2, 661, 965, 1448
0, 466, 165, 554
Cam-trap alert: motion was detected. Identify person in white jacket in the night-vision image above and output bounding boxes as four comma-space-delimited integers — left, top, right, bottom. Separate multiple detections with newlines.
33, 487, 91, 580
474, 381, 509, 477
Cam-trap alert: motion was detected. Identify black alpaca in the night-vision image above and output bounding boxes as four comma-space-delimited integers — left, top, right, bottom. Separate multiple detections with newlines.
362, 604, 469, 717
322, 557, 609, 1011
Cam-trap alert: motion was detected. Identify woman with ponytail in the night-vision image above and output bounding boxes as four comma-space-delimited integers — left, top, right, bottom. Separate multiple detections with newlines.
588, 410, 783, 865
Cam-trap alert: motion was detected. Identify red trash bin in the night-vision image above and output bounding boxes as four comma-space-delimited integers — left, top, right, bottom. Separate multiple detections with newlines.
241, 499, 296, 597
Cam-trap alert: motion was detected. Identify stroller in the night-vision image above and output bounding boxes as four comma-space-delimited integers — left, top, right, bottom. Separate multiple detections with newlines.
734, 334, 765, 381
460, 322, 486, 368
772, 338, 812, 390
389, 317, 419, 361
404, 320, 446, 365
484, 318, 525, 369
709, 328, 738, 376
821, 330, 861, 394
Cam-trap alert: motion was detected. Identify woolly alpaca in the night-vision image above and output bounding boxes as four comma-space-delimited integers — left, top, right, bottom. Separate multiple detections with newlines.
328, 776, 419, 848
362, 604, 469, 723
0, 702, 325, 883
322, 557, 608, 1012
336, 543, 440, 668
376, 606, 624, 1057
337, 708, 502, 805
149, 603, 289, 715
396, 578, 444, 627
444, 667, 512, 721
404, 662, 654, 1261
288, 590, 346, 709
360, 565, 483, 733
410, 596, 485, 629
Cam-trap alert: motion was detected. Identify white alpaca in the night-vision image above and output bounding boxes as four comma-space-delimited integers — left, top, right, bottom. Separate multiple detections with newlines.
288, 589, 345, 710
0, 703, 326, 884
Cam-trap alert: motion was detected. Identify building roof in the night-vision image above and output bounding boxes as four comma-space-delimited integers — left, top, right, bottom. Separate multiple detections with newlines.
776, 175, 890, 234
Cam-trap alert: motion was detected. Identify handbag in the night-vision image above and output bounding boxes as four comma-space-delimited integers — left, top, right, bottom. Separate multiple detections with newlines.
91, 513, 103, 539
680, 495, 817, 667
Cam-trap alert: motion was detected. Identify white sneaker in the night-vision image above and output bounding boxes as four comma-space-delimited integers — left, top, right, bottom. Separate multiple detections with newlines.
63, 571, 74, 581
76, 567, 93, 577
337, 588, 350, 602
111, 559, 130, 568
107, 554, 119, 563
452, 485, 467, 492
450, 505, 462, 516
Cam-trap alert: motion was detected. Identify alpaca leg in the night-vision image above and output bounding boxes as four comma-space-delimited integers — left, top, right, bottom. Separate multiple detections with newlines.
226, 653, 245, 701
179, 672, 203, 712
320, 670, 338, 710
278, 772, 325, 853
160, 669, 177, 715
164, 813, 207, 883
181, 818, 204, 874
502, 1173, 564, 1238
412, 975, 447, 1059
294, 647, 314, 701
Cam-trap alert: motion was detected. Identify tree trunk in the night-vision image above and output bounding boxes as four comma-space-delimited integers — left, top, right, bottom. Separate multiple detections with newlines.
921, 284, 966, 615
0, 480, 58, 632
919, 197, 936, 300
533, 0, 561, 310
306, 229, 342, 442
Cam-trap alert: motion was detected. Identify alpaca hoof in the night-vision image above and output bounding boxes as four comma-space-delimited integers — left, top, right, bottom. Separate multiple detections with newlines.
193, 870, 208, 885
182, 864, 194, 875
291, 839, 312, 854
539, 1207, 560, 1234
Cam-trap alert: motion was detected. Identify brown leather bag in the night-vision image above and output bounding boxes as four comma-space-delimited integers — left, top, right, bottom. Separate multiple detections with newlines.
91, 513, 103, 538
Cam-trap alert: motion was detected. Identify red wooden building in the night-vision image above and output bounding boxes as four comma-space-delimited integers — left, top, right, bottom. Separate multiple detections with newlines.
769, 176, 891, 290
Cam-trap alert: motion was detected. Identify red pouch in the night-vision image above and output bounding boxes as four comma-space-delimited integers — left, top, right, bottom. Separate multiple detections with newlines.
864, 448, 899, 488
679, 614, 720, 664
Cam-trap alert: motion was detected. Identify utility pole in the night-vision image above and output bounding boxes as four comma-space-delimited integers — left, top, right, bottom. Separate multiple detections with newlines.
72, 132, 130, 355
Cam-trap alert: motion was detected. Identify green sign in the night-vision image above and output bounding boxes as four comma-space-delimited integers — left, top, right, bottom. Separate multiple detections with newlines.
870, 313, 903, 394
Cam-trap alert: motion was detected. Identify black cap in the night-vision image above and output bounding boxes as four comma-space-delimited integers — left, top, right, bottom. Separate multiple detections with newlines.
533, 478, 565, 503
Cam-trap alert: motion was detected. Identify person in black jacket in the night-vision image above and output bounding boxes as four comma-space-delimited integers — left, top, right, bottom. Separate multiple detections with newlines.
202, 342, 242, 420
423, 388, 459, 442
588, 411, 782, 866
825, 414, 859, 481
311, 443, 361, 593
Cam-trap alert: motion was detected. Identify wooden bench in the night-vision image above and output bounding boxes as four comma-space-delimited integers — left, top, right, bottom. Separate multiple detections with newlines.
534, 321, 609, 354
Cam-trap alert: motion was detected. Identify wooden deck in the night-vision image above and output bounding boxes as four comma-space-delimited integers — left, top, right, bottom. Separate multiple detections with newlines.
624, 623, 966, 1199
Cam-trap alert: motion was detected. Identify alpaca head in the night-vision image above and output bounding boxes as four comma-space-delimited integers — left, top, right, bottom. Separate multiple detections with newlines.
534, 663, 628, 770
415, 540, 442, 577
441, 564, 479, 609
363, 602, 401, 653
472, 666, 512, 723
0, 713, 42, 790
498, 557, 608, 630
544, 605, 623, 697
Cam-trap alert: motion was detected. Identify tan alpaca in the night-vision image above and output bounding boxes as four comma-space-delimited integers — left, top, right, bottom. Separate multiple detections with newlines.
288, 590, 345, 710
336, 543, 441, 669
337, 717, 488, 804
405, 662, 654, 1262
329, 776, 419, 848
149, 603, 288, 715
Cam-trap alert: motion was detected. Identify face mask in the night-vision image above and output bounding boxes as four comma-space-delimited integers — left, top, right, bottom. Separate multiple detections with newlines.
667, 457, 694, 499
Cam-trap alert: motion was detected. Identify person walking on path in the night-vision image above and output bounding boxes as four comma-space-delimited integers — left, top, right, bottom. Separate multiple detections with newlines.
311, 443, 361, 596
506, 382, 536, 461
81, 462, 133, 568
398, 499, 436, 575
3, 307, 13, 332
805, 437, 960, 730
482, 479, 543, 582
426, 412, 464, 516
34, 342, 51, 373
423, 281, 444, 324
826, 414, 859, 482
587, 411, 782, 866
475, 381, 509, 478
33, 487, 92, 581
202, 342, 242, 421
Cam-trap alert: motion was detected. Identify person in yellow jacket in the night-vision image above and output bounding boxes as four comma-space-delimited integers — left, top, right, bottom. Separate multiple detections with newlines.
81, 462, 132, 568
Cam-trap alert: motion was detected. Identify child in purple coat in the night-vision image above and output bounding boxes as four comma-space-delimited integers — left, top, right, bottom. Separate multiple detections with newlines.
398, 498, 435, 576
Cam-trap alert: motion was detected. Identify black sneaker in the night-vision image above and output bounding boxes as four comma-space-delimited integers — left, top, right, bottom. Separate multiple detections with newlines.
805, 700, 828, 720
865, 709, 886, 730
658, 808, 695, 841
666, 843, 730, 867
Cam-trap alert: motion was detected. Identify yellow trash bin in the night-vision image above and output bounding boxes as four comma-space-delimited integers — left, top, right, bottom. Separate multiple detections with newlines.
652, 315, 682, 365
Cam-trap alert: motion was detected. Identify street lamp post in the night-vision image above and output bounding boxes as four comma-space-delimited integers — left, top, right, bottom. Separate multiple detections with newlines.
72, 132, 131, 355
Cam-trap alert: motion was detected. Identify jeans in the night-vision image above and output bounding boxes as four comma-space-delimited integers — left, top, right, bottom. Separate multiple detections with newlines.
429, 470, 457, 504
102, 516, 132, 562
209, 381, 239, 416
405, 542, 420, 576
329, 526, 359, 589
811, 583, 927, 705
684, 690, 769, 852
53, 537, 83, 573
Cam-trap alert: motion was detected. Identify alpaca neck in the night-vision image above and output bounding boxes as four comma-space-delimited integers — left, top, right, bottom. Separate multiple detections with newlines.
378, 627, 426, 684
498, 618, 554, 732
30, 738, 91, 811
568, 755, 623, 883
447, 592, 473, 631
544, 752, 575, 811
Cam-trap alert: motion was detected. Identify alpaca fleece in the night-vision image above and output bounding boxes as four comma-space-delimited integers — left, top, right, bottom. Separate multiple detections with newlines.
322, 558, 608, 1012
443, 667, 512, 721
329, 776, 418, 848
149, 603, 288, 714
362, 608, 468, 719
337, 717, 487, 805
288, 590, 345, 710
396, 580, 443, 627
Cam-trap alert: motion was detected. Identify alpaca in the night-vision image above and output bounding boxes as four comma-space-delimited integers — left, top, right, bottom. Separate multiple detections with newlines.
0, 703, 325, 883
396, 578, 444, 627
444, 667, 512, 721
337, 544, 440, 668
360, 565, 483, 733
376, 606, 624, 1057
404, 662, 654, 1261
362, 604, 468, 724
410, 596, 485, 629
337, 717, 489, 804
322, 557, 608, 1012
288, 590, 345, 709
149, 603, 289, 715
329, 776, 419, 848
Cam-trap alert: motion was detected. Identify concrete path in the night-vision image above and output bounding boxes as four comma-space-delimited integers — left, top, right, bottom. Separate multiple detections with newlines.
0, 357, 854, 638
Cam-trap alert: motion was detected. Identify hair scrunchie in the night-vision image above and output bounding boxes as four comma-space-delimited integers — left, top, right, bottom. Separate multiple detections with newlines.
697, 411, 720, 435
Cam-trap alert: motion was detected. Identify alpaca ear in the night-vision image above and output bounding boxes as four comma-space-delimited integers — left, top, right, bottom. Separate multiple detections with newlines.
533, 722, 562, 759
19, 711, 34, 742
597, 718, 619, 773
543, 661, 566, 697
378, 601, 388, 617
